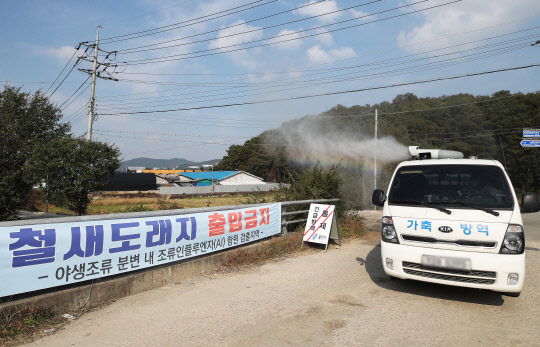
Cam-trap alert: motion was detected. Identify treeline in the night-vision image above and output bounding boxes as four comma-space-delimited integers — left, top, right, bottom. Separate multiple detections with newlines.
216, 90, 539, 206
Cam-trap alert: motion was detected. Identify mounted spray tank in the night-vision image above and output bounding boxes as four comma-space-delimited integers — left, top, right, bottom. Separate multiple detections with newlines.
408, 146, 464, 160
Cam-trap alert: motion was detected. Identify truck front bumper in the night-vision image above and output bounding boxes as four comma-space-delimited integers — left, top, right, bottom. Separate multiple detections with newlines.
381, 241, 525, 293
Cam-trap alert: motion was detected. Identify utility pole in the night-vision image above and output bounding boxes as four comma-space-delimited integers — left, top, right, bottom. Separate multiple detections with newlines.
86, 26, 100, 142
374, 108, 378, 190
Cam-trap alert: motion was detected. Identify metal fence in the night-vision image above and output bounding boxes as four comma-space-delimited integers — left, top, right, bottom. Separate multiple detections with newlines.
0, 198, 339, 229
279, 198, 340, 234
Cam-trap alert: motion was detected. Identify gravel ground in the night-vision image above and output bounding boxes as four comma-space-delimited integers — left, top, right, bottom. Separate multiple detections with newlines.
28, 212, 540, 346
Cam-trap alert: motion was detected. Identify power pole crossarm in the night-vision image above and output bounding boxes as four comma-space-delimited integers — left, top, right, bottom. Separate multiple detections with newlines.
86, 26, 100, 142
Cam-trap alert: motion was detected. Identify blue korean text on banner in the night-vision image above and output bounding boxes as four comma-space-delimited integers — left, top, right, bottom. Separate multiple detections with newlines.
0, 204, 281, 297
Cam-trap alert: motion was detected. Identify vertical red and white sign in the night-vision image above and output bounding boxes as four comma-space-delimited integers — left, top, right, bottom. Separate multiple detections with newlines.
303, 204, 335, 245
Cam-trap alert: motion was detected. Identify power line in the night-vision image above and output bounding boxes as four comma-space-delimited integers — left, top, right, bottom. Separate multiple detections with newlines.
96, 15, 539, 100
0, 80, 85, 84
95, 45, 526, 109
100, 94, 527, 133
45, 47, 79, 94
120, 0, 449, 65
94, 129, 252, 139
101, 21, 536, 110
64, 101, 89, 123
322, 95, 518, 119
59, 76, 91, 109
113, 14, 540, 77
109, 34, 534, 93
98, 41, 533, 112
377, 97, 519, 117
116, 0, 383, 54
92, 131, 247, 144
114, 27, 539, 87
101, 0, 196, 27
96, 126, 533, 140
48, 61, 80, 97
99, 63, 540, 115
61, 84, 91, 112
97, 104, 279, 123
114, 0, 331, 52
99, 0, 277, 44
99, 112, 275, 128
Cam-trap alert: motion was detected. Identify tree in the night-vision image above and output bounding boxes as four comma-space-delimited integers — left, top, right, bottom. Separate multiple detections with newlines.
32, 137, 120, 215
0, 86, 69, 220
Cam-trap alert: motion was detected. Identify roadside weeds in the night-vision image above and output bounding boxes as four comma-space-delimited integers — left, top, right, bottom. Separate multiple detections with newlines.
221, 213, 372, 269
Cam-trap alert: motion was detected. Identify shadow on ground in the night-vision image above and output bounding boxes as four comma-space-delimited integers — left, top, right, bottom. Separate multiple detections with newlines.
357, 244, 504, 306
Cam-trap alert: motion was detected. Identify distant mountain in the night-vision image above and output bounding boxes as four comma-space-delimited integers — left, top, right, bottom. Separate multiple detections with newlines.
120, 157, 221, 170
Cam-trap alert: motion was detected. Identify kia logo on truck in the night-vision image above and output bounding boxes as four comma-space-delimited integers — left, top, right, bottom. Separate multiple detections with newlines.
439, 226, 453, 233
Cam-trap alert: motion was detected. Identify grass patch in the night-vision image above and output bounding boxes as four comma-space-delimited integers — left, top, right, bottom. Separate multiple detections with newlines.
25, 189, 276, 216
222, 231, 307, 268
339, 213, 368, 239
222, 213, 370, 269
122, 203, 154, 213
0, 306, 60, 344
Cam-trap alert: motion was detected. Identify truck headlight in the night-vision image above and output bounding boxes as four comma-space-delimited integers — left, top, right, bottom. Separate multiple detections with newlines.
381, 216, 399, 244
500, 224, 525, 254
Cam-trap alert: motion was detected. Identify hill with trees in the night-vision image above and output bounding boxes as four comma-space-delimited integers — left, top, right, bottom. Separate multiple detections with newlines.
216, 90, 539, 207
121, 157, 221, 170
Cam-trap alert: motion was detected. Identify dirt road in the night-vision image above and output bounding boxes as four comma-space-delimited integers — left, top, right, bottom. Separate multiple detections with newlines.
30, 213, 540, 346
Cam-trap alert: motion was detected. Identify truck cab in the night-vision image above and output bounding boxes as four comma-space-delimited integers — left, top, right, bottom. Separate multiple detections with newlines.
372, 147, 540, 296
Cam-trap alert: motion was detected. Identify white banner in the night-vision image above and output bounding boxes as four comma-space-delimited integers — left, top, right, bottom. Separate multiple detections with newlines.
0, 204, 281, 297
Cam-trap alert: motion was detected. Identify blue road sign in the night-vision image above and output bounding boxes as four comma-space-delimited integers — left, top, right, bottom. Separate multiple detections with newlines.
523, 129, 540, 137
521, 139, 540, 147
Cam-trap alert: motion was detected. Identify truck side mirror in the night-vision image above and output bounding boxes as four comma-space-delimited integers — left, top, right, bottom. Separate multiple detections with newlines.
372, 189, 386, 207
521, 193, 540, 213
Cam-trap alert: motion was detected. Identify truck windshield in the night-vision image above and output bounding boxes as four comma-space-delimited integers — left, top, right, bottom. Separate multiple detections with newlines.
388, 164, 514, 210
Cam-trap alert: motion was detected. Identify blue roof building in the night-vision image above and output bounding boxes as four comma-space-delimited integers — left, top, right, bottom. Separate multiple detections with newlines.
177, 171, 265, 186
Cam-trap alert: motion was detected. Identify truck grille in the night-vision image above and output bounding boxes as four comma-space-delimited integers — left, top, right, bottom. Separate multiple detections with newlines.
401, 234, 497, 248
402, 261, 496, 284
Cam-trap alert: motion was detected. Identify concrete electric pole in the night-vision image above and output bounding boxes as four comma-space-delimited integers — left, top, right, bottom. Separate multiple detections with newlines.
86, 26, 100, 142
374, 108, 378, 191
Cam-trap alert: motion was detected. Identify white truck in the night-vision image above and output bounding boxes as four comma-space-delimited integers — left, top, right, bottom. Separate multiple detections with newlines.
372, 146, 540, 296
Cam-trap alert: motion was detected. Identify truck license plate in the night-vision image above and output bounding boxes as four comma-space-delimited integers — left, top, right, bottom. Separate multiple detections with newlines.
421, 255, 471, 271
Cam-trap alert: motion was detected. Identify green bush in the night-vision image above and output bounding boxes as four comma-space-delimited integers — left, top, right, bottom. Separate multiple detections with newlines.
274, 164, 343, 218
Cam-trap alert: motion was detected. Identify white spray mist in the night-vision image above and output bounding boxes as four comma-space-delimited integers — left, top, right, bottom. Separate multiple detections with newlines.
273, 119, 410, 164
267, 117, 410, 208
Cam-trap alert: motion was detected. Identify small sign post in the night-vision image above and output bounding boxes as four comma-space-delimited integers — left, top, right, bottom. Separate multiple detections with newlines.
521, 139, 540, 148
523, 129, 540, 138
302, 204, 341, 252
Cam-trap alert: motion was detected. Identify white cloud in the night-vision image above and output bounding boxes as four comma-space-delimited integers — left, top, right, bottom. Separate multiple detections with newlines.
306, 45, 356, 64
293, 0, 342, 23
209, 20, 263, 52
267, 29, 302, 50
315, 28, 333, 46
208, 20, 264, 69
47, 46, 76, 60
397, 0, 539, 54
350, 9, 372, 21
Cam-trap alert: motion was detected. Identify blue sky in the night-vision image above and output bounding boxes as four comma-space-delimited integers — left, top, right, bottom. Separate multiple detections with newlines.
1, 0, 539, 161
